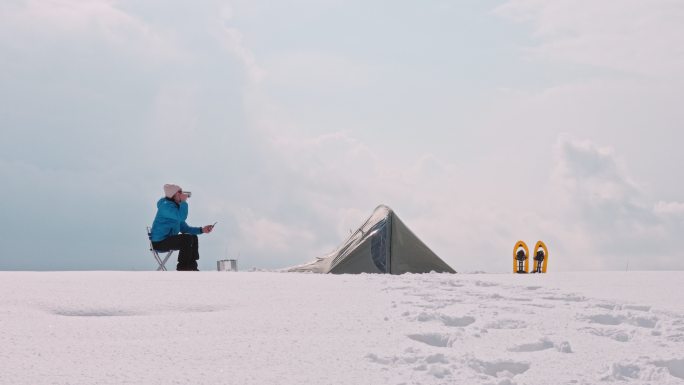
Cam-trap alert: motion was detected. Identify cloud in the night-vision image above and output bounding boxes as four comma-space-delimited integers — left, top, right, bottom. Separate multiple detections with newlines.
550, 135, 684, 270
654, 201, 684, 218
0, 0, 260, 270
233, 208, 317, 261
217, 10, 683, 271
217, 25, 265, 84
0, 158, 152, 270
264, 52, 373, 89
2, 0, 682, 273
0, 0, 176, 60
495, 0, 684, 78
553, 136, 641, 208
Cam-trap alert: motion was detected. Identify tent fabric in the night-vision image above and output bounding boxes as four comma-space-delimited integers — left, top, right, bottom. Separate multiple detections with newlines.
288, 205, 456, 274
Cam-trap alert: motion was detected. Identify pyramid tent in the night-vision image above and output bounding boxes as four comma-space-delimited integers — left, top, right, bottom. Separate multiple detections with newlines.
288, 205, 456, 274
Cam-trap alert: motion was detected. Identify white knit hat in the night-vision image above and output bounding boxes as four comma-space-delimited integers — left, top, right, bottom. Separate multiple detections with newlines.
163, 184, 181, 198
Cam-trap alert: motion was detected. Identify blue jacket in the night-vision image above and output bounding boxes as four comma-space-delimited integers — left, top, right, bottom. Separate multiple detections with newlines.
150, 198, 202, 242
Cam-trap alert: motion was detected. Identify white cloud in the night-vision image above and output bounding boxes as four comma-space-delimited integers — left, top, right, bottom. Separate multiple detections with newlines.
553, 136, 640, 206
236, 210, 317, 254
549, 136, 684, 270
265, 52, 373, 89
0, 0, 177, 60
495, 0, 684, 78
2, 0, 683, 272
654, 201, 684, 217
218, 11, 684, 271
216, 22, 265, 83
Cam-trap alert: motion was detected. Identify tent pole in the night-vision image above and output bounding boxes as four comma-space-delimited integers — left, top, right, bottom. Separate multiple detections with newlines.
388, 211, 393, 275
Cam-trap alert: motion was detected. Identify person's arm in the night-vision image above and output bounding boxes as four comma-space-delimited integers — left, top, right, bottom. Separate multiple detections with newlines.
156, 200, 189, 222
180, 221, 203, 235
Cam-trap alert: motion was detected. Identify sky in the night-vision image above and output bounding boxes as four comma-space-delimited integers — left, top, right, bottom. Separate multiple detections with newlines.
1, 0, 683, 272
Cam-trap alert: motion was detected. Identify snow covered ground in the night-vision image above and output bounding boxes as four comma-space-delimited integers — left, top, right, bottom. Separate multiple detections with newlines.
2, 271, 684, 385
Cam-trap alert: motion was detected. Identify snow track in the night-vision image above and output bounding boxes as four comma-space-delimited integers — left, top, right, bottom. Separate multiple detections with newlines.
1, 271, 683, 384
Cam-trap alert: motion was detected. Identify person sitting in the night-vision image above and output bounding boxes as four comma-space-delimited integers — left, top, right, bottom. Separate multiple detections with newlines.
150, 184, 214, 271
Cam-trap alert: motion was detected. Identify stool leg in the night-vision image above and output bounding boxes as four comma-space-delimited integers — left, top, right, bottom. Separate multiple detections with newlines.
152, 250, 165, 271
160, 251, 174, 271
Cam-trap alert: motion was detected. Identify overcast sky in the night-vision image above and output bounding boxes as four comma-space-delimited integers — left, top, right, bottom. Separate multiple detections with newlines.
2, 0, 683, 272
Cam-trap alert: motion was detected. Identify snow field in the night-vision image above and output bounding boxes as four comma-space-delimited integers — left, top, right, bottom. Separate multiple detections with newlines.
1, 271, 683, 384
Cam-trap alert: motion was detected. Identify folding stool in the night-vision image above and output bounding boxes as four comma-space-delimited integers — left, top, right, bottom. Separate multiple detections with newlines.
147, 227, 175, 271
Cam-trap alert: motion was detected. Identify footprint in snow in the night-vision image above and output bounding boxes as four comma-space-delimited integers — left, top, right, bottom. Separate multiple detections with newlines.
624, 304, 652, 312
468, 358, 530, 378
507, 338, 554, 352
425, 353, 449, 364
505, 337, 570, 354
595, 303, 619, 311
411, 363, 452, 379
416, 312, 476, 327
652, 358, 684, 380
594, 302, 652, 313
541, 294, 587, 302
631, 316, 659, 328
366, 353, 421, 366
475, 281, 499, 287
602, 358, 684, 381
50, 307, 144, 317
666, 333, 684, 342
556, 341, 573, 353
580, 326, 632, 342
441, 315, 476, 327
484, 319, 527, 330
587, 314, 625, 326
426, 365, 451, 379
366, 351, 452, 379
407, 332, 458, 348
601, 362, 642, 381
586, 313, 658, 328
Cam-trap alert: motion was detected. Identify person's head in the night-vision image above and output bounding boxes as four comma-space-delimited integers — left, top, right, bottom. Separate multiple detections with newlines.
163, 184, 188, 203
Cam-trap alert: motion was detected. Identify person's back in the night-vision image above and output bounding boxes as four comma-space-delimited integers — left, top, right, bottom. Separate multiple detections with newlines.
151, 197, 191, 242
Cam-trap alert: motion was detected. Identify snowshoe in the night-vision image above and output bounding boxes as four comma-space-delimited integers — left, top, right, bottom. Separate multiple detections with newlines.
512, 240, 529, 274
531, 241, 548, 273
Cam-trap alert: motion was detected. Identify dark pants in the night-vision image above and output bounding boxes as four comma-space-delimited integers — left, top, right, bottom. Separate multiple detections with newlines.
152, 234, 200, 271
